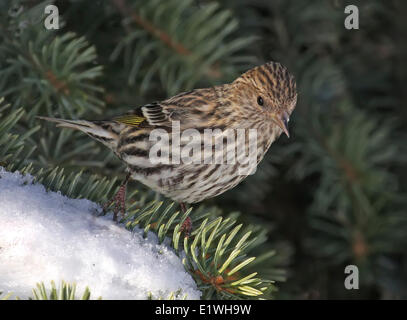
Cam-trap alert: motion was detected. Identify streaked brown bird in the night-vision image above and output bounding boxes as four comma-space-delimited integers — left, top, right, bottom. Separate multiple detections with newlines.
39, 61, 297, 229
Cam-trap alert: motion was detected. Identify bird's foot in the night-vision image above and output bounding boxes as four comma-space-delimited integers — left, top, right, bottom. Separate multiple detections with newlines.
103, 173, 130, 221
180, 216, 192, 238
179, 203, 192, 238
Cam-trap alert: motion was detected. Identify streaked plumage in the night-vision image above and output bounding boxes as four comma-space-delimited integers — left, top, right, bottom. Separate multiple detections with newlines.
39, 61, 297, 205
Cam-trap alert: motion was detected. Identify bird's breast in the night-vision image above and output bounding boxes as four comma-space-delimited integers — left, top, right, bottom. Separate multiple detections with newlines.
120, 124, 276, 203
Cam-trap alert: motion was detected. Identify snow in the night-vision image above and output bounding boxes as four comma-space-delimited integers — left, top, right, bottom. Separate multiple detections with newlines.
0, 168, 201, 300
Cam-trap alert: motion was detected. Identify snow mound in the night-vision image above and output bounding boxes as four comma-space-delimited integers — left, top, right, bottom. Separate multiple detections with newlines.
0, 168, 200, 300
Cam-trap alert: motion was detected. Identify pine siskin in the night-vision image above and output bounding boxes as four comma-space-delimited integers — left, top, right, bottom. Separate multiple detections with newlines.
39, 61, 297, 224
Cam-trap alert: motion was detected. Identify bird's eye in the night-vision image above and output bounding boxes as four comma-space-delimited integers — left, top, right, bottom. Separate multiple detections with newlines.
257, 96, 264, 106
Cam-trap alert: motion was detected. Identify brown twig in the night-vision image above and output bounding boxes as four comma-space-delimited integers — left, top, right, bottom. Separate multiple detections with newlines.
45, 70, 70, 95
0, 22, 71, 96
111, 0, 191, 56
110, 0, 222, 79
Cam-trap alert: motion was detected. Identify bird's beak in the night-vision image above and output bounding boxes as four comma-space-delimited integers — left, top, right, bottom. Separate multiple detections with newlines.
272, 111, 290, 138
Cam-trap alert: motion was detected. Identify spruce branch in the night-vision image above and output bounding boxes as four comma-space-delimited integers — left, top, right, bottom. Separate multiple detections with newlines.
0, 4, 105, 121
31, 281, 94, 300
112, 0, 191, 56
2, 281, 95, 300
109, 0, 256, 94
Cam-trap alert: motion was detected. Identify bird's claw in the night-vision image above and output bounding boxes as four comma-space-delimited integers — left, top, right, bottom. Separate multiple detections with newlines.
103, 173, 130, 221
180, 216, 192, 238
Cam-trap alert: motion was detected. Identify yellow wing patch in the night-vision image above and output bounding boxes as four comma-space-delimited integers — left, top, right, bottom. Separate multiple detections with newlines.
113, 115, 145, 126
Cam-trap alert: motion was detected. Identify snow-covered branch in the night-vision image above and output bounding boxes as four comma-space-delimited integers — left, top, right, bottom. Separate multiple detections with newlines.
0, 168, 200, 300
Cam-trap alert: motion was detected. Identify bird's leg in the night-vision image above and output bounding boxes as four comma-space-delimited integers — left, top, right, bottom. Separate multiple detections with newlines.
179, 202, 192, 238
103, 172, 131, 221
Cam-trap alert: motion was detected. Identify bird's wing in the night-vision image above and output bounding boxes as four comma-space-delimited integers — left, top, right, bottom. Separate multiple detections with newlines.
113, 102, 161, 126
113, 88, 219, 129
141, 102, 172, 126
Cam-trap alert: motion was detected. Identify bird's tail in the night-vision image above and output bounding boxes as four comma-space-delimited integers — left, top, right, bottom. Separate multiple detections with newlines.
37, 116, 123, 150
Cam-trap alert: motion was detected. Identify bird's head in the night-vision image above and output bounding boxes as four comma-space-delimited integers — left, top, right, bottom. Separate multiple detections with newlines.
233, 61, 297, 137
